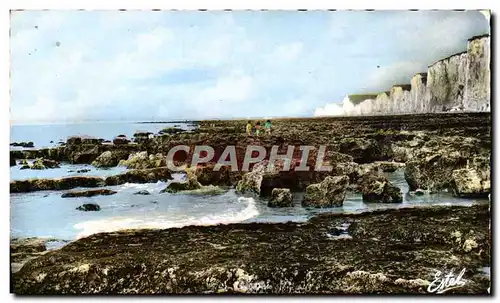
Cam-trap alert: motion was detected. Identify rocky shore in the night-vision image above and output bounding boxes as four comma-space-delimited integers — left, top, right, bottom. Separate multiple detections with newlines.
10, 112, 492, 294
13, 203, 490, 294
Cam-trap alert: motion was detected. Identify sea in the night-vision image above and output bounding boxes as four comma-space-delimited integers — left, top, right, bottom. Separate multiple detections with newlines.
10, 122, 488, 245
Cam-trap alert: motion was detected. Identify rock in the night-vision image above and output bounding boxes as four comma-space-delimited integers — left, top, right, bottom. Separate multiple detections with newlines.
10, 238, 50, 274
30, 158, 60, 170
81, 138, 101, 145
413, 189, 427, 196
405, 150, 489, 193
160, 169, 202, 193
338, 138, 392, 164
360, 173, 403, 203
194, 163, 242, 186
19, 159, 28, 166
76, 169, 91, 173
451, 168, 490, 198
12, 204, 490, 294
133, 132, 154, 143
159, 127, 185, 135
76, 203, 101, 211
118, 152, 165, 169
10, 142, 34, 148
43, 159, 60, 169
268, 188, 293, 207
91, 151, 129, 168
20, 165, 30, 170
104, 167, 173, 186
66, 136, 82, 145
133, 190, 151, 195
376, 161, 405, 172
11, 238, 47, 254
10, 176, 106, 193
68, 144, 101, 164
113, 136, 130, 145
302, 175, 349, 208
235, 161, 296, 196
61, 189, 117, 198
10, 157, 16, 166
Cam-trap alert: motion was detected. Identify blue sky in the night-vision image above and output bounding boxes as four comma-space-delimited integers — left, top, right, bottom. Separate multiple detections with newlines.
10, 10, 489, 123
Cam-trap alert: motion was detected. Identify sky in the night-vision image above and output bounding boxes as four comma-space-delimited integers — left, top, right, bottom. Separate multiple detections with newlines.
10, 10, 489, 124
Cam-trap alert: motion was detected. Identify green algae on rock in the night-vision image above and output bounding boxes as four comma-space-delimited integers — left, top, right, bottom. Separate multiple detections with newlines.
12, 204, 490, 294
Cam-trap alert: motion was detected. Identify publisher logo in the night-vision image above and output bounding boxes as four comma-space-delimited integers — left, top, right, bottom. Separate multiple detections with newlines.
427, 268, 466, 294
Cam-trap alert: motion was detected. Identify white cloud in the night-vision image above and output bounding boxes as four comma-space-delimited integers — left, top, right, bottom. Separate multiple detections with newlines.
9, 11, 489, 123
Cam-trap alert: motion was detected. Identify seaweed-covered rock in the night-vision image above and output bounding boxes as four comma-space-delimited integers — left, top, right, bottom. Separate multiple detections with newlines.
451, 168, 490, 198
118, 152, 166, 169
404, 151, 468, 192
405, 150, 490, 193
12, 204, 490, 294
76, 203, 101, 211
302, 175, 349, 207
31, 158, 60, 170
10, 176, 106, 193
113, 135, 130, 145
61, 189, 117, 198
268, 188, 293, 207
10, 156, 16, 166
91, 151, 129, 168
360, 173, 403, 203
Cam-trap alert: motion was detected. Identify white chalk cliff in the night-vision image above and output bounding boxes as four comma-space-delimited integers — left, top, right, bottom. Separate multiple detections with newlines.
320, 35, 490, 116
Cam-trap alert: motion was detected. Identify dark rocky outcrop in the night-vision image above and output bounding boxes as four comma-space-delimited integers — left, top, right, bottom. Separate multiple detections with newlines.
133, 190, 151, 195
61, 189, 117, 198
159, 127, 185, 135
12, 204, 490, 294
10, 176, 106, 193
76, 203, 101, 211
10, 157, 16, 166
10, 142, 34, 148
268, 188, 293, 207
360, 173, 403, 203
11, 168, 173, 193
302, 175, 349, 208
113, 135, 130, 145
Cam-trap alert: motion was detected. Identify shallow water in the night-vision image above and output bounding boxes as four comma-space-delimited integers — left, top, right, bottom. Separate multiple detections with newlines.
10, 161, 127, 180
10, 168, 488, 241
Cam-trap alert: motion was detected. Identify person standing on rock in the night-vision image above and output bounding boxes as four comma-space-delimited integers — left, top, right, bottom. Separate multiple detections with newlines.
255, 122, 261, 136
264, 120, 272, 135
246, 121, 253, 135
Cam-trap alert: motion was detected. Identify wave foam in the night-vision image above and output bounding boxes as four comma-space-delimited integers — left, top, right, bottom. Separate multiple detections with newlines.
74, 197, 258, 239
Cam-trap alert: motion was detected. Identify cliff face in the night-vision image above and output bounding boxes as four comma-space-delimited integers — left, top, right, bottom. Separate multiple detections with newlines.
342, 35, 490, 115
